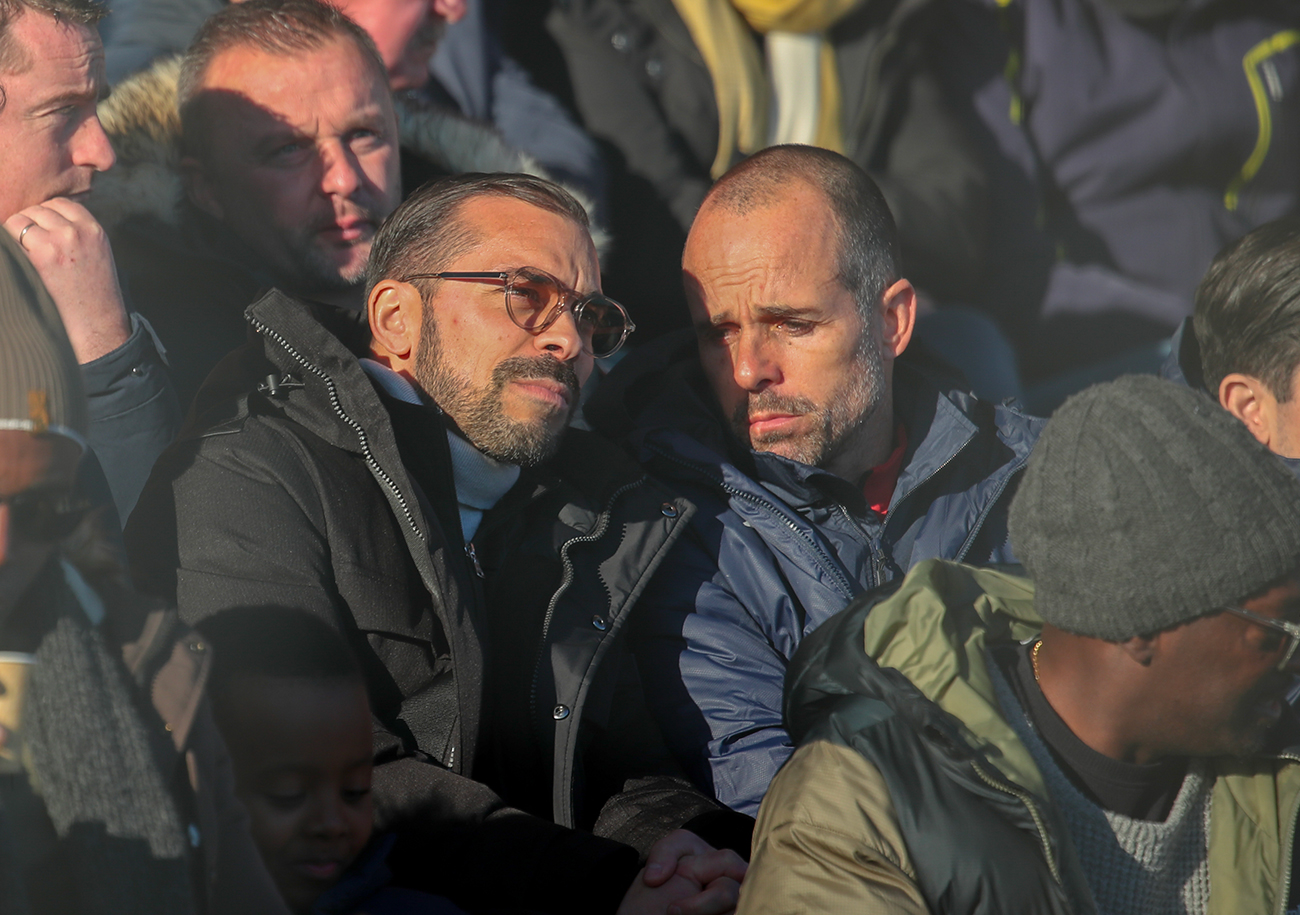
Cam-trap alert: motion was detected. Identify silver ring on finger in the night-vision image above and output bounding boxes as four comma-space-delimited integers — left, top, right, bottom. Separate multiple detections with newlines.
17, 222, 34, 248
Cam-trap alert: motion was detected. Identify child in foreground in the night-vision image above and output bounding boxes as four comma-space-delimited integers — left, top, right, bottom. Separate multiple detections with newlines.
200, 606, 467, 915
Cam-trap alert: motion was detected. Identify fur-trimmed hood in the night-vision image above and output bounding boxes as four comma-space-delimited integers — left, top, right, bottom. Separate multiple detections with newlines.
89, 56, 607, 251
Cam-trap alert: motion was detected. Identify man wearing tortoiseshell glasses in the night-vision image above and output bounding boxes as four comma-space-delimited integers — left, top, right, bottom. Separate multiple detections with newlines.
126, 172, 752, 915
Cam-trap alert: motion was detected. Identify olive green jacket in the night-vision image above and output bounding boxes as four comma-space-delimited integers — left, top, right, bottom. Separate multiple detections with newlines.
739, 560, 1300, 915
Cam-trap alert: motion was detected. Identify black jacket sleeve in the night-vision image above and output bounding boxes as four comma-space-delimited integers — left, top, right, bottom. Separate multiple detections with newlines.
125, 425, 643, 915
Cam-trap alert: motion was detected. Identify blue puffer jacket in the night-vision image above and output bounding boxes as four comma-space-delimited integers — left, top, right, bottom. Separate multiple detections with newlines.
587, 334, 1044, 816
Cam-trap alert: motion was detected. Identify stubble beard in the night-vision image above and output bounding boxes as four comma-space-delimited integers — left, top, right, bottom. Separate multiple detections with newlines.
285, 232, 373, 300
730, 318, 889, 470
414, 316, 579, 468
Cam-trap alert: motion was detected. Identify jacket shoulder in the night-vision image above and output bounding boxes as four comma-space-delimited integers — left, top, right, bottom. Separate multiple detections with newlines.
740, 739, 928, 915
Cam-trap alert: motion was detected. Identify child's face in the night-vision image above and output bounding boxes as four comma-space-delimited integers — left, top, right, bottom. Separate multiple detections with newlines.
217, 674, 374, 913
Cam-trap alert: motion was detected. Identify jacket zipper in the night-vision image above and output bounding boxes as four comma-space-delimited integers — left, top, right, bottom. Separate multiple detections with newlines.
1276, 751, 1300, 915
969, 758, 1063, 886
248, 316, 426, 543
465, 541, 485, 579
529, 478, 648, 731
647, 444, 857, 599
828, 500, 887, 589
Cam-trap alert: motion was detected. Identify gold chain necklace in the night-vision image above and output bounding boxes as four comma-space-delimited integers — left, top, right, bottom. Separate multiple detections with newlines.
1031, 638, 1044, 682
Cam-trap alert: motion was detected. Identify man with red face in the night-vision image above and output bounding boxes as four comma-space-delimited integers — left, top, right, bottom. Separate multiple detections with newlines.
127, 172, 752, 915
737, 375, 1300, 915
0, 0, 179, 519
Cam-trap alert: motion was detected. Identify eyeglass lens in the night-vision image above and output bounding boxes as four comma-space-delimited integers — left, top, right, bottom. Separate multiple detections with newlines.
1225, 605, 1300, 672
504, 270, 628, 357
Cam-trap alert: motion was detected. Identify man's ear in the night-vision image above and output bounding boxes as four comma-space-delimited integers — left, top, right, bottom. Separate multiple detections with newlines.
1117, 633, 1158, 666
879, 278, 916, 359
433, 0, 467, 24
369, 280, 422, 372
1219, 373, 1275, 449
181, 155, 223, 220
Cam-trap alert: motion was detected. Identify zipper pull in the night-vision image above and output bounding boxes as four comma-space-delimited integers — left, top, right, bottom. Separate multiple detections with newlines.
465, 541, 485, 579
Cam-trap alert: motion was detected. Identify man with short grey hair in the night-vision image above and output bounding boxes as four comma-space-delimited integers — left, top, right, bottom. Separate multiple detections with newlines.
589, 144, 1044, 816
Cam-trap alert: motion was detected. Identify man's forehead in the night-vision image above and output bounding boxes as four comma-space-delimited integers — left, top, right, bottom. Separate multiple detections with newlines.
684, 201, 850, 319
449, 195, 598, 278
197, 38, 384, 114
2, 10, 102, 86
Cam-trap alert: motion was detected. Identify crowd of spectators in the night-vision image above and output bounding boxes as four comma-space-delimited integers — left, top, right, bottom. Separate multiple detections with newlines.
3, 0, 1300, 911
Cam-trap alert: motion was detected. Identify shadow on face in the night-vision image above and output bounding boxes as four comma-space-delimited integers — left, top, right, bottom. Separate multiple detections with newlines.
181, 40, 401, 304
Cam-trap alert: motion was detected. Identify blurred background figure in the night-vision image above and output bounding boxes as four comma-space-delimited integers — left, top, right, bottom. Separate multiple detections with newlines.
928, 0, 1300, 410
0, 0, 179, 521
505, 0, 991, 343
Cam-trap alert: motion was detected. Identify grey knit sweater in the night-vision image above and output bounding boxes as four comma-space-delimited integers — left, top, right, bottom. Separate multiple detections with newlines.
992, 666, 1212, 915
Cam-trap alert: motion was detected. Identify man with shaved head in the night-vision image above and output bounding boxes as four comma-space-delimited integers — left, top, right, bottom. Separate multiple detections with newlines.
591, 144, 1043, 816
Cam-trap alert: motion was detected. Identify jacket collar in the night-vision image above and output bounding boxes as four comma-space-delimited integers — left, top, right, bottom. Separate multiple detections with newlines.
1161, 317, 1207, 393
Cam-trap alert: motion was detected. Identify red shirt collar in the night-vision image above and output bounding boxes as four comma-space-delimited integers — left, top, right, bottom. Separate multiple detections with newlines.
861, 424, 908, 516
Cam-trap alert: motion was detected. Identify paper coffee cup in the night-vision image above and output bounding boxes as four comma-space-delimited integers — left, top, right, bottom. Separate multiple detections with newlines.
0, 653, 36, 775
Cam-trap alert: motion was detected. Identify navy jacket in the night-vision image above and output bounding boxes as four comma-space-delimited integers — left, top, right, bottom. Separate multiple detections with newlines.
82, 313, 182, 522
588, 334, 1044, 815
932, 0, 1300, 379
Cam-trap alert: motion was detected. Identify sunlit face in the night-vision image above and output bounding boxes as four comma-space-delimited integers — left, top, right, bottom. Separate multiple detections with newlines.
0, 11, 115, 220
1150, 578, 1300, 758
683, 184, 890, 471
411, 195, 597, 466
184, 39, 401, 306
0, 430, 81, 620
217, 675, 374, 914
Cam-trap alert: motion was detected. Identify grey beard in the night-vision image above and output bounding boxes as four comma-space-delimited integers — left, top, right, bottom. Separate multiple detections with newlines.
731, 320, 888, 470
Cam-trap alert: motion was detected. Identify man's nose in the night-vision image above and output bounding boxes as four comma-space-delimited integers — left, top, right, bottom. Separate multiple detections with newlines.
319, 142, 363, 198
732, 331, 780, 392
72, 114, 116, 173
533, 303, 584, 364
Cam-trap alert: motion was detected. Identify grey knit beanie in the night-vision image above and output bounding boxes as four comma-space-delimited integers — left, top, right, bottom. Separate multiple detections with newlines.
1009, 374, 1300, 640
0, 232, 87, 445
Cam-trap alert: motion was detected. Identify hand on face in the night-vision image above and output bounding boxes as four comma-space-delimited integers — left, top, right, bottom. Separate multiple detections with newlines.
5, 198, 130, 364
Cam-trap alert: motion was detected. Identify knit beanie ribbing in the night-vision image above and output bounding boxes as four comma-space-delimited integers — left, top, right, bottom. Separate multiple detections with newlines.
1008, 375, 1300, 641
0, 232, 87, 443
